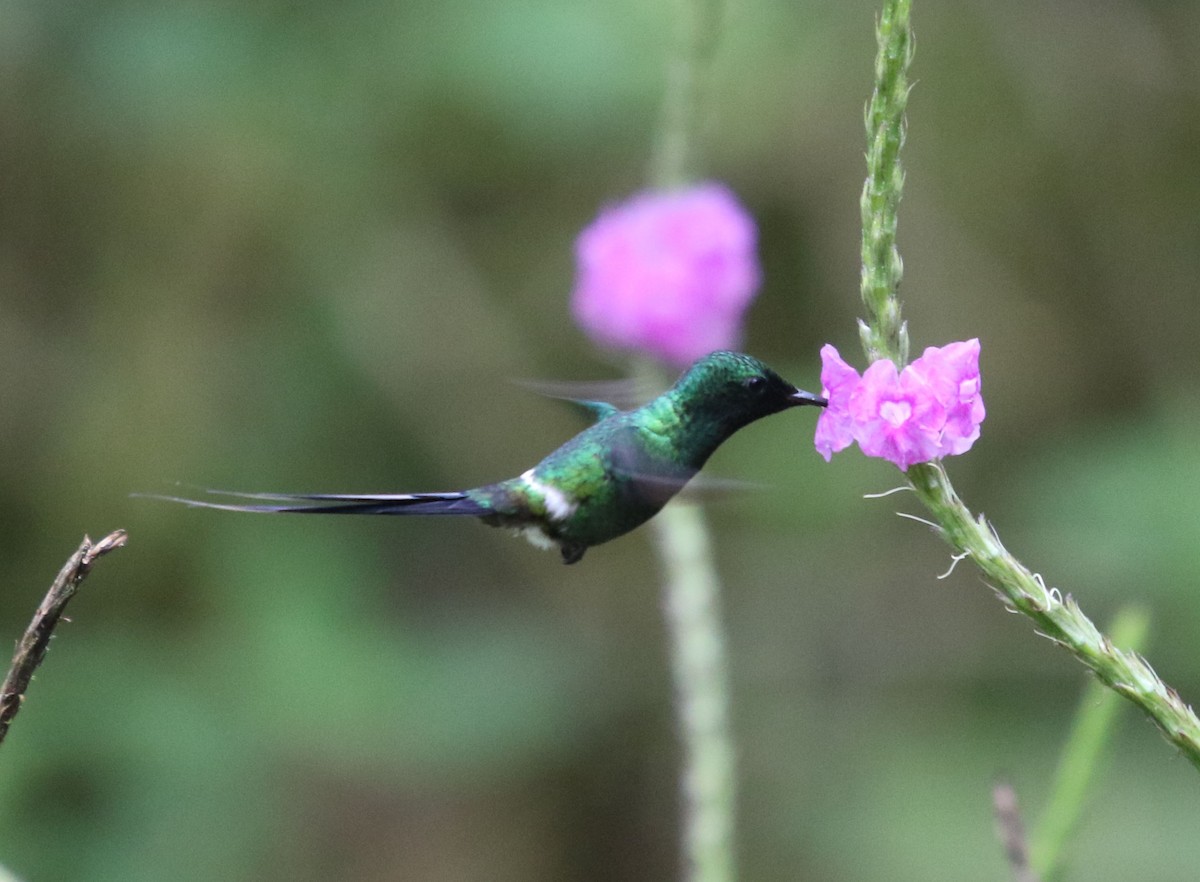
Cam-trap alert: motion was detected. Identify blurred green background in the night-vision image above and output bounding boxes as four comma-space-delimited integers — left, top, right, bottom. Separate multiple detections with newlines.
3, 1, 1199, 879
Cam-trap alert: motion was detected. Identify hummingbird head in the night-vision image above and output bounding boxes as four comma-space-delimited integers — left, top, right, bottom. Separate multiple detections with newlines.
673, 351, 827, 430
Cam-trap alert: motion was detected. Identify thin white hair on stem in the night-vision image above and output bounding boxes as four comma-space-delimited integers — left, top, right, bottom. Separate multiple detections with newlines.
1031, 572, 1063, 607
984, 579, 1022, 614
863, 486, 912, 499
896, 511, 941, 530
1032, 629, 1070, 650
937, 551, 971, 580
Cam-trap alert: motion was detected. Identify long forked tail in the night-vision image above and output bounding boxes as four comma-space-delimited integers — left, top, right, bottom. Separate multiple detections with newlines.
134, 489, 490, 516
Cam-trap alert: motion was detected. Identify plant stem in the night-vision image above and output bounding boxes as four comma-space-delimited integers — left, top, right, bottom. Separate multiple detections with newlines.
644, 0, 738, 878
858, 0, 1200, 769
904, 465, 1200, 769
1032, 607, 1149, 880
633, 353, 736, 882
0, 530, 127, 745
993, 781, 1040, 882
859, 0, 912, 366
651, 0, 724, 190
652, 502, 736, 882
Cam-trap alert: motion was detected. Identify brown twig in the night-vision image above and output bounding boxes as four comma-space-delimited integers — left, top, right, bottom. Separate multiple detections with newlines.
993, 780, 1040, 882
0, 530, 127, 745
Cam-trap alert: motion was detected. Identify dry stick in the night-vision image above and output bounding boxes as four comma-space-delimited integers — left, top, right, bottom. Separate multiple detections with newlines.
0, 530, 128, 745
993, 781, 1041, 882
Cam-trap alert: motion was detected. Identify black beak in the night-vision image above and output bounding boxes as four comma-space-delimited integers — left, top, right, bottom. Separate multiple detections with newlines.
788, 388, 828, 408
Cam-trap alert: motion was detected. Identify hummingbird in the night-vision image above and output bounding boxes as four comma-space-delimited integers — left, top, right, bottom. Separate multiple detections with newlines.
148, 351, 826, 564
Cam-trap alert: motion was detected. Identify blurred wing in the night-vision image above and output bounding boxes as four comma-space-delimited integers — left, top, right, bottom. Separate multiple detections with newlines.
515, 377, 657, 419
605, 435, 759, 508
605, 470, 760, 504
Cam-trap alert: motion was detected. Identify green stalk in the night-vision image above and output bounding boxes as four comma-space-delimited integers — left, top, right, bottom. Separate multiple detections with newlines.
860, 0, 1200, 769
634, 350, 736, 882
904, 465, 1200, 768
645, 1, 737, 879
652, 501, 736, 882
651, 0, 724, 190
860, 0, 912, 367
1031, 607, 1149, 880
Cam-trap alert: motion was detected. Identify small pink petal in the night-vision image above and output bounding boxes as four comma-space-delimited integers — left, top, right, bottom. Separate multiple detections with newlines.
813, 344, 860, 461
910, 338, 985, 457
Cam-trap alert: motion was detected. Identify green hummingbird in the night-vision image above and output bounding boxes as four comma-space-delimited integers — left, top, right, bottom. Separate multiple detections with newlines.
149, 351, 826, 564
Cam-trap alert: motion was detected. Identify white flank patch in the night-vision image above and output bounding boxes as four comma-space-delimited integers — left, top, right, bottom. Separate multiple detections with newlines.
514, 525, 556, 551
520, 468, 577, 522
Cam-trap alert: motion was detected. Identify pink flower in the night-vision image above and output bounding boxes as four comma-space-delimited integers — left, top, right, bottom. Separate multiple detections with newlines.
910, 339, 985, 456
571, 183, 760, 367
850, 359, 946, 469
814, 344, 861, 461
812, 339, 985, 469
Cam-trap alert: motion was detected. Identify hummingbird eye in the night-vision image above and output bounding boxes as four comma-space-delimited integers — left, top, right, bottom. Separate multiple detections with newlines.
743, 375, 767, 392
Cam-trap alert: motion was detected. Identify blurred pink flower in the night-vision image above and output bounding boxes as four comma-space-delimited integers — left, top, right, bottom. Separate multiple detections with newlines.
813, 339, 985, 469
571, 183, 760, 367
